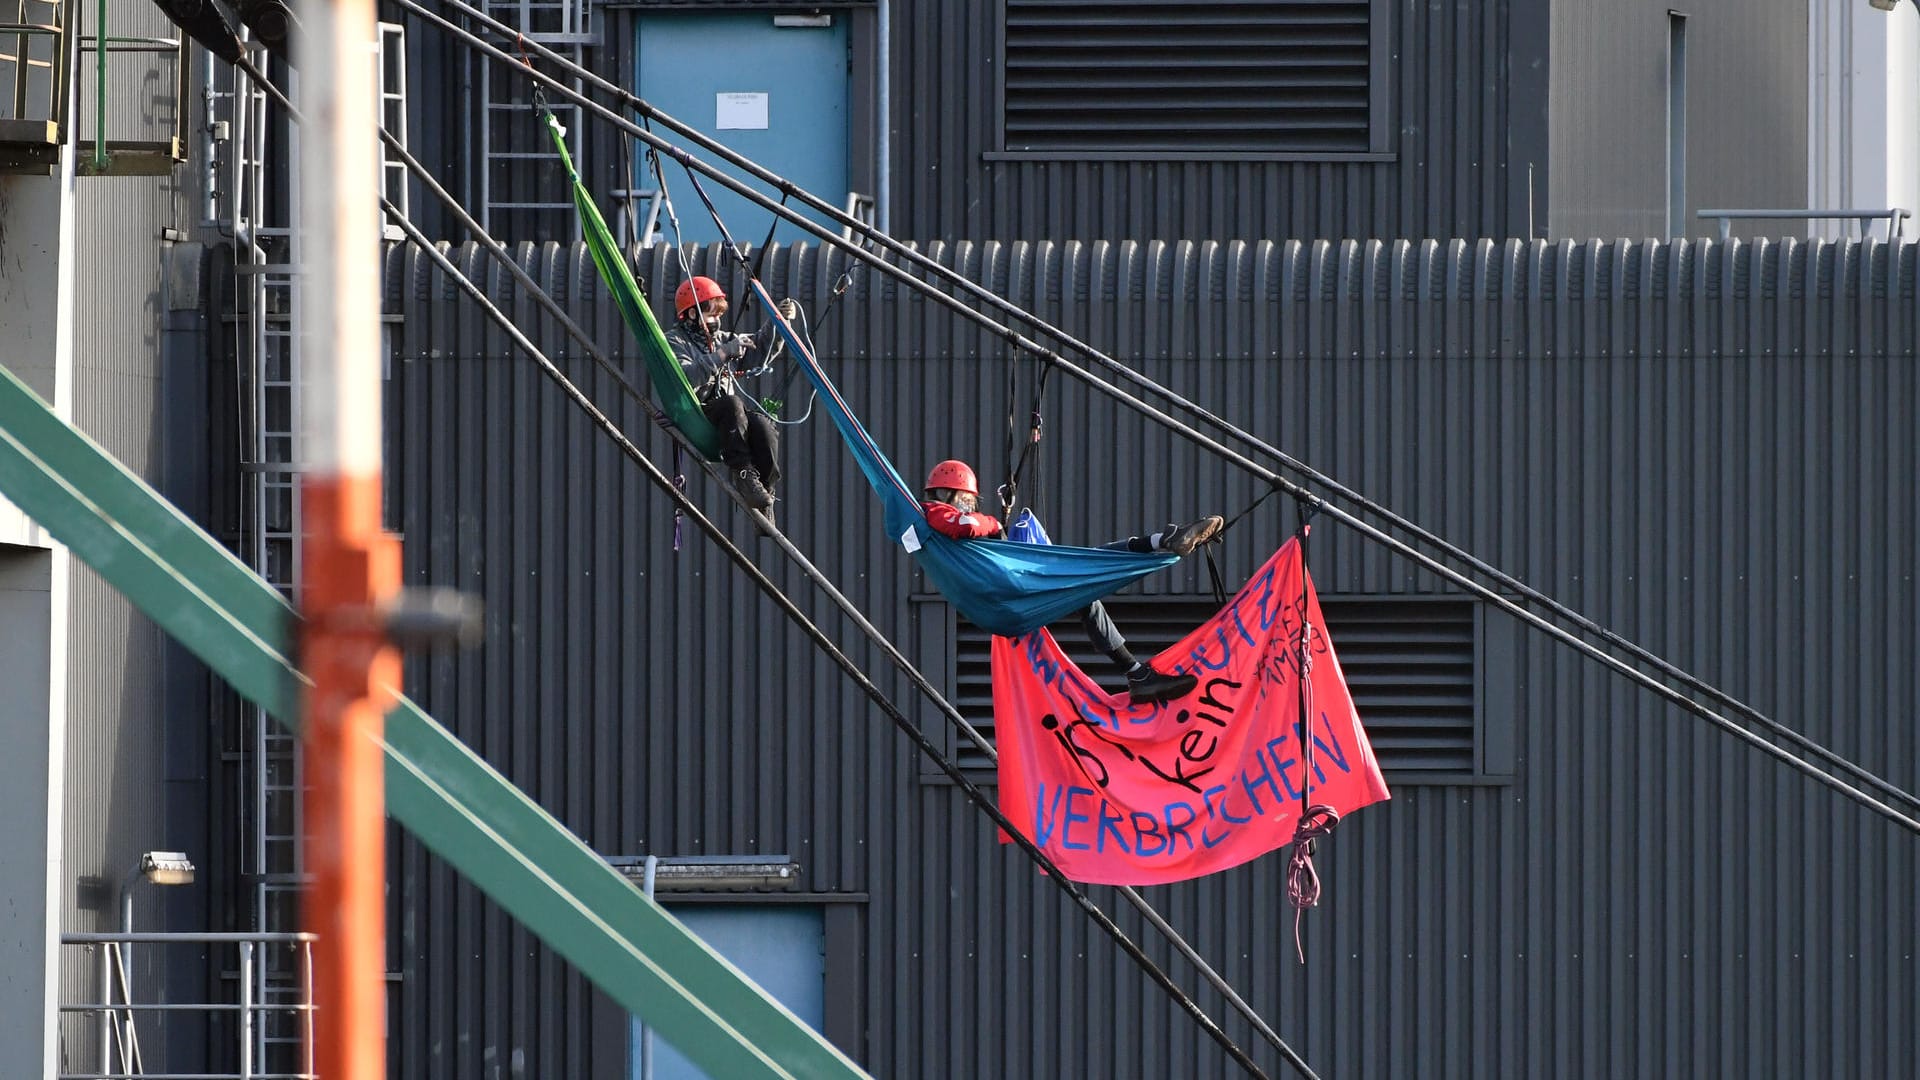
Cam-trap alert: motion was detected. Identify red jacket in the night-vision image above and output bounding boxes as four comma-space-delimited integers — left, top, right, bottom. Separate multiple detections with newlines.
922, 501, 1003, 539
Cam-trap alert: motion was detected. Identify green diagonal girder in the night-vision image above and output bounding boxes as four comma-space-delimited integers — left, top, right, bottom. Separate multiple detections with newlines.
0, 363, 868, 1080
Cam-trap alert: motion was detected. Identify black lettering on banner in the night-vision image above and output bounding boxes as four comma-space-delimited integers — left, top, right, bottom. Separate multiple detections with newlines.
1198, 675, 1242, 712
1138, 752, 1216, 793
1042, 712, 1136, 789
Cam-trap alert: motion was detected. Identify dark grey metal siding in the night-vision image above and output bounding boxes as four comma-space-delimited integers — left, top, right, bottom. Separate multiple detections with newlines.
389, 0, 1538, 245
1547, 2, 1808, 239
384, 236, 1918, 1078
897, 0, 1525, 241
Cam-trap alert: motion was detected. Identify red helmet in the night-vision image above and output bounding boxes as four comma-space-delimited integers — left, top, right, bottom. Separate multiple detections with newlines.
924, 459, 979, 497
674, 275, 726, 318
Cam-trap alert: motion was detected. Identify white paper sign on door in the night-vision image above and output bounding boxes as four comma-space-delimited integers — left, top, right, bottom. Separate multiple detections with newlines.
716, 92, 769, 130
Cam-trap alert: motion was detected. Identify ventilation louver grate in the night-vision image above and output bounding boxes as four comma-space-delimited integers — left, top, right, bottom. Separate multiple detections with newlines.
954, 597, 1474, 776
1003, 1, 1374, 153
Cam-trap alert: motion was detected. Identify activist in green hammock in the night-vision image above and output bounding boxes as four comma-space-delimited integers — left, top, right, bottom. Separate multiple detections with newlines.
920, 458, 1225, 705
665, 275, 804, 513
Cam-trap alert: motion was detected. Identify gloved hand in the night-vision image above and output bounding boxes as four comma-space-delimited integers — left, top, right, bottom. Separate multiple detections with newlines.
777, 297, 800, 321
717, 335, 754, 360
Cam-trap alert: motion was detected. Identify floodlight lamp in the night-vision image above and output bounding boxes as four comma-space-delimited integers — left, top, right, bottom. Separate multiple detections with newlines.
138, 851, 196, 886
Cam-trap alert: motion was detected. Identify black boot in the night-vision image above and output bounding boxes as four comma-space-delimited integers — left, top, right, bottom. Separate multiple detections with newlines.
1160, 515, 1224, 556
733, 467, 773, 511
1127, 665, 1197, 705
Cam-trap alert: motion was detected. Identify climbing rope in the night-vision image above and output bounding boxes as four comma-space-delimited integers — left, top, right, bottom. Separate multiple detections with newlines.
1285, 512, 1339, 963
397, 0, 1920, 841
763, 270, 850, 424
999, 355, 1053, 518
233, 49, 1303, 1067
1286, 805, 1340, 964
729, 193, 789, 333
366, 172, 1286, 1080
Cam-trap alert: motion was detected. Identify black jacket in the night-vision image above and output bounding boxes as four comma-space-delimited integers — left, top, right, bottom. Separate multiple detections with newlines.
664, 318, 778, 402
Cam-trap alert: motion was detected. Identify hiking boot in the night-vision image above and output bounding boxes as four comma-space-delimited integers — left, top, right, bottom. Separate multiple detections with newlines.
1127, 666, 1198, 705
734, 467, 773, 511
1161, 515, 1224, 556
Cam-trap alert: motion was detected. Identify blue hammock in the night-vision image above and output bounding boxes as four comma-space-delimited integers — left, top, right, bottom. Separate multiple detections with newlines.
741, 280, 1178, 636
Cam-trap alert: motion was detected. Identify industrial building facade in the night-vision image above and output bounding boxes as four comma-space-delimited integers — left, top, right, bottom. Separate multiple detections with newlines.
366, 233, 1918, 1077
7, 0, 1918, 1077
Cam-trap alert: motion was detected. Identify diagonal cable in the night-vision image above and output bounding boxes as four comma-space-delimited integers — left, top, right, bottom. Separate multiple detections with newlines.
359, 16, 1920, 837
233, 56, 1317, 1079
370, 118, 1313, 1078
413, 0, 1920, 816
375, 199, 1295, 1080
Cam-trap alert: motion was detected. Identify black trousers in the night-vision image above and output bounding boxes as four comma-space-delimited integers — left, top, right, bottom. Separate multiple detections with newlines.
703, 391, 780, 486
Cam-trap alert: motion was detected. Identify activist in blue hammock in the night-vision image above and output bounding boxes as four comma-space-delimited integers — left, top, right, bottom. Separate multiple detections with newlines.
920, 458, 1223, 705
661, 161, 1230, 638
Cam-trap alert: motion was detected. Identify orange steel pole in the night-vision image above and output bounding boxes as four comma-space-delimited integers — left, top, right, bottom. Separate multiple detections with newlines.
297, 0, 394, 1072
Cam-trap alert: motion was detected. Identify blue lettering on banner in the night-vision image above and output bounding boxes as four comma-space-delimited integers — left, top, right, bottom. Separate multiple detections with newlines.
1163, 801, 1198, 853
1131, 812, 1167, 857
1188, 624, 1234, 671
1061, 786, 1095, 850
1246, 563, 1283, 630
1069, 695, 1125, 734
1033, 784, 1067, 847
1311, 710, 1353, 776
1208, 781, 1251, 826
1198, 784, 1237, 846
1264, 735, 1305, 801
1238, 752, 1279, 817
1095, 799, 1131, 854
1223, 599, 1259, 649
1023, 633, 1061, 687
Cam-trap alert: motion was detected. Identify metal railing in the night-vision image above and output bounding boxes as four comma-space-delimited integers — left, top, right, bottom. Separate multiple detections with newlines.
0, 0, 76, 170
1698, 207, 1912, 240
59, 932, 316, 1080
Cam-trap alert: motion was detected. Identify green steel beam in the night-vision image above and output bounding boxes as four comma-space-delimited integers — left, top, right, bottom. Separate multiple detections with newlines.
0, 363, 869, 1080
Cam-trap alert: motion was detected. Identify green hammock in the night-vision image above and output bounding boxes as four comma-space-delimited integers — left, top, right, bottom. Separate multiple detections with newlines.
544, 111, 722, 459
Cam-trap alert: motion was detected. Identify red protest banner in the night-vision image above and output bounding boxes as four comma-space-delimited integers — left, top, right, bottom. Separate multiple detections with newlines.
994, 536, 1390, 886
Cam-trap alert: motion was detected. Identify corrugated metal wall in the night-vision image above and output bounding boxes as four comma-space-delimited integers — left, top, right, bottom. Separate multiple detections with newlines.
1548, 1, 1808, 239
390, 0, 1542, 246
384, 236, 1919, 1078
62, 181, 182, 1065
58, 2, 210, 1065
890, 0, 1532, 242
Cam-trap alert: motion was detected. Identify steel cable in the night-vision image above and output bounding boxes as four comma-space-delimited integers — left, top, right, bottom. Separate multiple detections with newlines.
408, 0, 1920, 818
230, 56, 1318, 1080
372, 10, 1920, 837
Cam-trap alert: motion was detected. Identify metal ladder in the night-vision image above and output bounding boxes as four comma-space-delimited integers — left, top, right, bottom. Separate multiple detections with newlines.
203, 34, 312, 1075
378, 21, 408, 238
250, 229, 304, 1070
229, 28, 408, 1069
476, 0, 591, 238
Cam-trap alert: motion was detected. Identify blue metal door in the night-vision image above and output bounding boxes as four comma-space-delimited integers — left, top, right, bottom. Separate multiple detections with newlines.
636, 13, 849, 246
629, 905, 827, 1080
